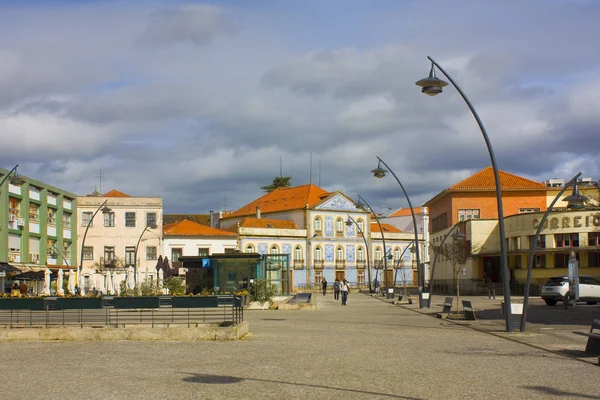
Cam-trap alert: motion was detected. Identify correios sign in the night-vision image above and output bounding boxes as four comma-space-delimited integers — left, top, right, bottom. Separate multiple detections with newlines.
533, 214, 600, 230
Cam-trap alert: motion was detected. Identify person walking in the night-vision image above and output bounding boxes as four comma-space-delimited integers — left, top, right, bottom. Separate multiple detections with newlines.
333, 279, 340, 301
340, 279, 350, 305
484, 272, 496, 300
321, 278, 327, 296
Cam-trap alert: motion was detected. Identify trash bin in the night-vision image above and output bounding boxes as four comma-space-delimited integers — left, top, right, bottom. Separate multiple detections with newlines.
387, 288, 395, 299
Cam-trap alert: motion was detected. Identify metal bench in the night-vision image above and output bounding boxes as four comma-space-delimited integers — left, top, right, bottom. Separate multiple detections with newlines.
461, 300, 477, 321
442, 297, 453, 313
573, 318, 600, 356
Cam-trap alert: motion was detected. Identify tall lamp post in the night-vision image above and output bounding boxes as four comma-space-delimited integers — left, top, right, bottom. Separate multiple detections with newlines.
134, 222, 158, 287
371, 157, 424, 307
520, 173, 583, 332
356, 194, 391, 297
79, 200, 111, 295
427, 223, 464, 308
346, 215, 373, 292
416, 56, 513, 330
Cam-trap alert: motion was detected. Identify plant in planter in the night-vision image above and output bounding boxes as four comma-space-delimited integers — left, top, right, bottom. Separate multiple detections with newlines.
164, 276, 186, 296
250, 279, 277, 306
139, 277, 162, 296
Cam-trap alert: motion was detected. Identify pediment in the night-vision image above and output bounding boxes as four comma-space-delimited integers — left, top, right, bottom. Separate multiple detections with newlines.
315, 193, 357, 211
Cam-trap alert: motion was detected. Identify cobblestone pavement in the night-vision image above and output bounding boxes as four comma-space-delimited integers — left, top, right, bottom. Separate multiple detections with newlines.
0, 292, 598, 400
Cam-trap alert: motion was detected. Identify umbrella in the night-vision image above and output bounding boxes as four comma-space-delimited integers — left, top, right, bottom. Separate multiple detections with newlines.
43, 269, 51, 295
163, 256, 171, 279
158, 268, 164, 289
57, 269, 64, 295
112, 272, 119, 295
127, 266, 134, 289
67, 269, 75, 293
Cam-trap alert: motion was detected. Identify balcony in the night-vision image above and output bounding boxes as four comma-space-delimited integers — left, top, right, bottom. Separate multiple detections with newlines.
373, 260, 385, 269
313, 260, 324, 270
29, 213, 40, 222
357, 260, 366, 269
334, 259, 346, 269
293, 259, 305, 270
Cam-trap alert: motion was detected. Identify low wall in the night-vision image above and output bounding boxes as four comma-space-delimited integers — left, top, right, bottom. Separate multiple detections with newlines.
0, 321, 249, 341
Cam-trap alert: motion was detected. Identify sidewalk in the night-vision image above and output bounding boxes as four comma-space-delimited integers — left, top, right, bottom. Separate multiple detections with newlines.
378, 292, 600, 365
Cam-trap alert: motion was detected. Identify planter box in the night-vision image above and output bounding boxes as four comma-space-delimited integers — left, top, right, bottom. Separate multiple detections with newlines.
56, 297, 103, 310
113, 297, 160, 309
172, 296, 218, 308
0, 298, 46, 310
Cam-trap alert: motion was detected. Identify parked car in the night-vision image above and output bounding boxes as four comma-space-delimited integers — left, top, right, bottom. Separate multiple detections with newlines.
541, 275, 600, 306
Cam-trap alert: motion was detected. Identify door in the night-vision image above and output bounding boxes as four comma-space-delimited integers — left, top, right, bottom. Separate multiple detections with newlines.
335, 271, 345, 281
386, 270, 394, 288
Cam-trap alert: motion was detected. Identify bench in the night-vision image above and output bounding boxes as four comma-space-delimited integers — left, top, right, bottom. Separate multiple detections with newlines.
461, 300, 476, 321
442, 297, 453, 313
573, 318, 600, 356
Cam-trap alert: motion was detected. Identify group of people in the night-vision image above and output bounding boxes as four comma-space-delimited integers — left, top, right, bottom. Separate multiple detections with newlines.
321, 278, 350, 305
10, 282, 28, 297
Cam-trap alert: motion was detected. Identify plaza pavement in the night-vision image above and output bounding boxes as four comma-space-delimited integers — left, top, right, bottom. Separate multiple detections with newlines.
0, 292, 598, 400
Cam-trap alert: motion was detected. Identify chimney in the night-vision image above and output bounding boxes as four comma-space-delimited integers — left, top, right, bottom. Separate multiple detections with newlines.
256, 207, 261, 219
209, 210, 214, 228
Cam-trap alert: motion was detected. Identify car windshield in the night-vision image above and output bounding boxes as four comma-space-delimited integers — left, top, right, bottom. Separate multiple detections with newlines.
544, 277, 567, 285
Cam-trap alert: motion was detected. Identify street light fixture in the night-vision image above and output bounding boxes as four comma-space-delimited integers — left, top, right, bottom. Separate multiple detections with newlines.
416, 56, 513, 331
371, 157, 425, 307
79, 200, 112, 295
346, 215, 373, 292
520, 173, 583, 332
0, 165, 20, 189
51, 244, 69, 267
134, 222, 158, 287
356, 194, 391, 297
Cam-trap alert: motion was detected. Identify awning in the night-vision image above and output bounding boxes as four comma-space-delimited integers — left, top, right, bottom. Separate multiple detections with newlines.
0, 262, 20, 274
11, 271, 45, 281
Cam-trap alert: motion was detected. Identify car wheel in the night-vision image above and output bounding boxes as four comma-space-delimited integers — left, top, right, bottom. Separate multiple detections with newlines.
586, 302, 597, 305
545, 299, 557, 306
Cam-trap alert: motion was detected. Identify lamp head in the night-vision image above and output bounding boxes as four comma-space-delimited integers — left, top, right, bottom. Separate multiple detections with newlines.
147, 223, 158, 229
101, 206, 112, 214
10, 170, 25, 185
370, 160, 388, 179
452, 230, 466, 241
345, 218, 353, 227
563, 183, 587, 209
415, 63, 449, 97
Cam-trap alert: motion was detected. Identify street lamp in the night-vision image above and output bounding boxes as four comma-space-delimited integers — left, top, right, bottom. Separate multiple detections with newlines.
416, 56, 513, 331
346, 215, 373, 292
0, 165, 20, 189
79, 200, 111, 295
427, 223, 464, 308
356, 194, 391, 297
51, 244, 69, 267
134, 222, 158, 287
371, 157, 425, 307
520, 173, 583, 332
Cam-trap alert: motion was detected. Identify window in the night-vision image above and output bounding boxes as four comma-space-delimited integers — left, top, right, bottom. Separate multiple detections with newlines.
315, 247, 323, 261
294, 246, 302, 261
555, 233, 579, 248
588, 232, 600, 247
314, 271, 323, 286
245, 244, 255, 253
104, 246, 115, 262
83, 246, 94, 260
534, 254, 546, 268
357, 247, 365, 261
458, 209, 480, 221
104, 212, 115, 227
529, 235, 546, 249
82, 212, 93, 227
63, 242, 71, 259
198, 248, 209, 256
146, 246, 157, 260
146, 212, 157, 227
47, 208, 56, 225
125, 246, 135, 266
375, 247, 382, 261
519, 208, 540, 213
394, 247, 401, 261
171, 248, 182, 262
29, 204, 40, 221
63, 212, 72, 228
314, 217, 322, 233
357, 219, 364, 233
589, 251, 600, 267
270, 245, 279, 255
336, 247, 344, 262
125, 212, 136, 227
335, 218, 344, 234
357, 271, 365, 286
555, 252, 577, 268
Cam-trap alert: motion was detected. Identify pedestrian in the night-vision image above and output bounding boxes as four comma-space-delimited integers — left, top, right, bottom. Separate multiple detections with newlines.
321, 278, 327, 296
340, 279, 350, 305
11, 283, 20, 297
333, 279, 340, 301
19, 281, 28, 295
484, 272, 496, 300
74, 285, 81, 296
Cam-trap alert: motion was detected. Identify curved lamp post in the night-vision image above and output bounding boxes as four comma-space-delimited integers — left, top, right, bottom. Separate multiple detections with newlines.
134, 222, 158, 287
520, 173, 583, 332
416, 56, 513, 330
356, 194, 390, 297
0, 165, 20, 188
51, 244, 69, 267
346, 215, 373, 292
79, 200, 111, 295
427, 223, 464, 308
371, 157, 424, 307
393, 240, 414, 299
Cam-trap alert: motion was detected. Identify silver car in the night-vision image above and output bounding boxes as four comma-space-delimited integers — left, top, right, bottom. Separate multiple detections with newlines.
541, 275, 600, 306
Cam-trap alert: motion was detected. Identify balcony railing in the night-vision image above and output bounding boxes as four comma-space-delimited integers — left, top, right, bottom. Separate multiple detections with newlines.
313, 260, 324, 269
293, 259, 305, 270
357, 260, 366, 269
334, 260, 346, 269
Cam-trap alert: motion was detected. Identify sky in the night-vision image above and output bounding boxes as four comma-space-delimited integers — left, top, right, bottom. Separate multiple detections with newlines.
1, 0, 600, 214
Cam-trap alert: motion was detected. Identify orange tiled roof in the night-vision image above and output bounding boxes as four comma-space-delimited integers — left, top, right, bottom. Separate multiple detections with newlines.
163, 219, 236, 236
102, 189, 131, 197
371, 222, 403, 233
388, 207, 423, 217
223, 184, 329, 219
450, 167, 545, 190
239, 218, 299, 229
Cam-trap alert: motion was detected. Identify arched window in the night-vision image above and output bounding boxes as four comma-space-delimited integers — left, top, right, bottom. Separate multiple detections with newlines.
315, 247, 323, 261
335, 218, 344, 234
314, 217, 322, 232
375, 247, 382, 261
394, 247, 401, 261
357, 247, 365, 261
245, 244, 254, 253
270, 245, 279, 255
357, 219, 364, 233
336, 246, 344, 262
294, 246, 302, 261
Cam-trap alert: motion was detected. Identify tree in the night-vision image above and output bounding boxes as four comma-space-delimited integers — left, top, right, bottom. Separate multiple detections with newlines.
431, 238, 478, 313
261, 176, 292, 193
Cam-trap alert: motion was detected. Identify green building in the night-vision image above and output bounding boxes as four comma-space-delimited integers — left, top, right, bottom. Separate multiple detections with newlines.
0, 167, 77, 293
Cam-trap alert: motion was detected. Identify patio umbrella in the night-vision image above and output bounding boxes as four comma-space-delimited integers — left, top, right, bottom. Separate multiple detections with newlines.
43, 269, 51, 295
57, 269, 64, 295
127, 266, 134, 289
112, 272, 119, 295
67, 269, 75, 293
163, 256, 171, 279
158, 268, 164, 289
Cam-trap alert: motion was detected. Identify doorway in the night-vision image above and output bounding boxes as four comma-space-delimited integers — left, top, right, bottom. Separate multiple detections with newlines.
335, 270, 345, 282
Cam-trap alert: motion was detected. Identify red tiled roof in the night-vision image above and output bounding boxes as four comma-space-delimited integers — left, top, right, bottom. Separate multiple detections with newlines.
388, 207, 423, 217
371, 223, 403, 233
163, 219, 236, 236
102, 189, 131, 197
223, 184, 329, 219
239, 218, 299, 229
450, 167, 545, 190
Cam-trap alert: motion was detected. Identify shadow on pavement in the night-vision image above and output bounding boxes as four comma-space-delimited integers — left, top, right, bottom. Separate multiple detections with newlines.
523, 385, 600, 399
181, 372, 423, 399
